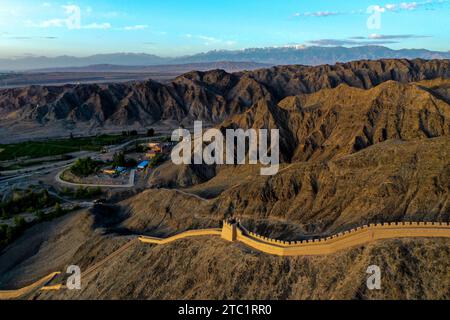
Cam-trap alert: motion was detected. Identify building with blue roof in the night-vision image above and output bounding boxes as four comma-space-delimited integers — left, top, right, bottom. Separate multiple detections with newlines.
137, 160, 149, 170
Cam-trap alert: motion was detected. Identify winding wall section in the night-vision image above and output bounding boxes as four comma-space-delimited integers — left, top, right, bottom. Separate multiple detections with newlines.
0, 272, 60, 300
1, 221, 450, 299
229, 221, 450, 256
138, 221, 450, 257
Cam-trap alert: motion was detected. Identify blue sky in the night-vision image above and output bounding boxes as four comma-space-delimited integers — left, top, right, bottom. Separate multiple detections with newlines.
0, 0, 449, 58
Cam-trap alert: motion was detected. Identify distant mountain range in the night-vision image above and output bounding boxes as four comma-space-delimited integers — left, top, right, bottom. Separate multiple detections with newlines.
1, 46, 449, 71
175, 45, 450, 66
29, 61, 270, 73
1, 58, 448, 143
0, 62, 270, 89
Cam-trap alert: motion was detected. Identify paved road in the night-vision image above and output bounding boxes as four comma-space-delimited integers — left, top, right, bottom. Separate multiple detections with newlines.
0, 151, 91, 176
0, 136, 163, 188
55, 168, 136, 189
0, 135, 164, 178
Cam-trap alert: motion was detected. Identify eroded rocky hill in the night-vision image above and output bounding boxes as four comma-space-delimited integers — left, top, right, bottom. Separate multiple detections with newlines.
220, 79, 450, 162
0, 59, 448, 134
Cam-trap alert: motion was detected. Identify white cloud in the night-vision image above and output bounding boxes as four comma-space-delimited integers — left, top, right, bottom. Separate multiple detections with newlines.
123, 24, 148, 31
225, 40, 237, 46
35, 20, 111, 30
30, 4, 111, 30
380, 0, 447, 11
184, 34, 236, 46
38, 18, 65, 28
300, 11, 340, 17
82, 23, 111, 30
400, 2, 419, 10
384, 4, 398, 11
293, 0, 448, 18
367, 33, 430, 39
197, 35, 220, 42
368, 33, 385, 39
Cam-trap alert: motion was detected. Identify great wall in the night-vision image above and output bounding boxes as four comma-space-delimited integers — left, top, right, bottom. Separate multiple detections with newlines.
0, 272, 61, 300
1, 220, 450, 299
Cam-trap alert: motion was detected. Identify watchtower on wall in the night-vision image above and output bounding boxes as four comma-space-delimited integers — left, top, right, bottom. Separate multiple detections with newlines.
221, 220, 237, 242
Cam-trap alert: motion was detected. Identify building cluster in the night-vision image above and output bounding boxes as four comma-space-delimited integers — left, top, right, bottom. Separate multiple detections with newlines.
102, 167, 127, 175
143, 142, 171, 160
102, 142, 172, 175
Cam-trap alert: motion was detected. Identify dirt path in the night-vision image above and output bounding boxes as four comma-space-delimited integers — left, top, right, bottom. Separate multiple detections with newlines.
161, 188, 210, 202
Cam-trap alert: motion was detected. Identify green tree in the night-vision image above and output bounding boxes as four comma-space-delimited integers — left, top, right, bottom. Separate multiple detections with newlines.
146, 128, 155, 137
70, 157, 99, 177
112, 152, 126, 167
90, 187, 102, 197
75, 187, 86, 199
39, 189, 50, 207
36, 210, 45, 221
5, 225, 14, 243
13, 216, 26, 229
54, 203, 63, 216
1, 208, 8, 220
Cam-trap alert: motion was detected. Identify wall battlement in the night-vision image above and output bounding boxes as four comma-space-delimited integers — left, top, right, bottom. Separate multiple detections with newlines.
228, 221, 450, 256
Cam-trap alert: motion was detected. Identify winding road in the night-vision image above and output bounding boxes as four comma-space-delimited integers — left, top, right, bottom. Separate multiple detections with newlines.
55, 167, 136, 189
